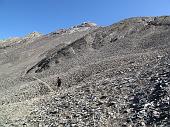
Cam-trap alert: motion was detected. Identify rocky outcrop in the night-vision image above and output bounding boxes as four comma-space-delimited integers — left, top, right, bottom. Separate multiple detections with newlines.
73, 22, 97, 28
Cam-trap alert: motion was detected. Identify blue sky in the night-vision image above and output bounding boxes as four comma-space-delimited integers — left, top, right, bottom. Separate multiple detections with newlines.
0, 0, 170, 39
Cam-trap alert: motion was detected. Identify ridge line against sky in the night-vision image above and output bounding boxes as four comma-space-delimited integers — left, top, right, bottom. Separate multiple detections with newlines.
0, 0, 170, 39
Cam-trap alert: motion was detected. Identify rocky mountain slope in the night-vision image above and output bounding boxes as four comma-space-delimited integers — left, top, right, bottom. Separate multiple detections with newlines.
0, 18, 169, 127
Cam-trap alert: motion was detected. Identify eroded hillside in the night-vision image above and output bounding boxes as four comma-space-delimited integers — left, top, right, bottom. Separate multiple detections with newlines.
0, 18, 169, 127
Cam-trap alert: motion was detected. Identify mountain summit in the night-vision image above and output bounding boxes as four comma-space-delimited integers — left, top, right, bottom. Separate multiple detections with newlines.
73, 22, 97, 28
0, 16, 169, 127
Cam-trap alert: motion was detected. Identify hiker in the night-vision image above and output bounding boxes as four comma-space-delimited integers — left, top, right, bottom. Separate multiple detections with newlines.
57, 77, 61, 87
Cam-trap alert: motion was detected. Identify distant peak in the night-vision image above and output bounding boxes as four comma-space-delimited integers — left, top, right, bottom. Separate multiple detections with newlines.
49, 22, 97, 36
0, 37, 20, 43
0, 32, 43, 45
25, 32, 42, 38
73, 22, 97, 28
